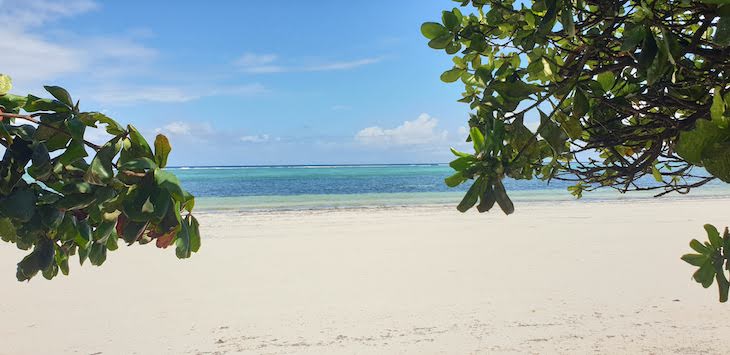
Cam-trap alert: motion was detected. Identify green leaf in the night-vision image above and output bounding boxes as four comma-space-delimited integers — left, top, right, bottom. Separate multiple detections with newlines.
65, 117, 86, 142
572, 88, 589, 118
175, 216, 193, 258
449, 156, 475, 171
675, 120, 730, 166
442, 10, 459, 30
539, 110, 568, 154
119, 157, 158, 172
43, 86, 73, 107
77, 112, 126, 135
0, 74, 12, 95
690, 239, 711, 255
154, 134, 172, 168
711, 87, 727, 128
681, 253, 708, 267
693, 262, 716, 288
421, 22, 449, 39
493, 179, 514, 215
0, 217, 18, 242
428, 34, 452, 49
445, 172, 467, 187
0, 189, 36, 222
457, 177, 483, 212
120, 125, 154, 163
638, 31, 658, 70
560, 2, 575, 38
491, 81, 540, 99
476, 182, 496, 213
597, 71, 615, 91
0, 93, 27, 113
58, 140, 88, 165
189, 215, 201, 253
154, 168, 185, 201
450, 147, 472, 157
440, 68, 464, 83
651, 164, 662, 182
705, 224, 722, 248
84, 137, 122, 185
470, 127, 485, 153
24, 94, 69, 112
701, 141, 730, 182
621, 25, 646, 51
16, 238, 54, 281
88, 243, 107, 266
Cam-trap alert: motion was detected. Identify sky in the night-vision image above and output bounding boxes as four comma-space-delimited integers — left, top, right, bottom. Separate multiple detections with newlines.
0, 0, 489, 166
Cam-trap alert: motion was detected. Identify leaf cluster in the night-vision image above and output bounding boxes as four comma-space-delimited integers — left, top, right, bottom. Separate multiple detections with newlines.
424, 0, 730, 214
0, 75, 200, 281
682, 224, 730, 302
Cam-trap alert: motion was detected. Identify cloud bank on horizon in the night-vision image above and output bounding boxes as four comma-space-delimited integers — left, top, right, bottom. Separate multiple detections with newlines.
0, 0, 480, 165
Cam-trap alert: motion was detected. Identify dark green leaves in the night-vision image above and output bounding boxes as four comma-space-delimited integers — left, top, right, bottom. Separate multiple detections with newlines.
682, 225, 730, 302
0, 77, 199, 281
0, 189, 37, 222
85, 137, 122, 185
492, 179, 514, 215
175, 215, 201, 259
445, 172, 467, 187
16, 238, 54, 282
44, 86, 73, 108
457, 177, 483, 212
539, 110, 568, 155
78, 112, 126, 135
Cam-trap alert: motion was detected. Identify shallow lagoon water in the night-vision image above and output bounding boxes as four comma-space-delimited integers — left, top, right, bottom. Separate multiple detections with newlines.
169, 164, 730, 211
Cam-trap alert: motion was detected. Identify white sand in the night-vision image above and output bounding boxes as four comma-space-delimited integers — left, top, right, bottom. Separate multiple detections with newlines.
1, 198, 730, 354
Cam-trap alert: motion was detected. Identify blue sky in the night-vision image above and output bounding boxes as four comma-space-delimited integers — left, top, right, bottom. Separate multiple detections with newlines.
1, 0, 488, 166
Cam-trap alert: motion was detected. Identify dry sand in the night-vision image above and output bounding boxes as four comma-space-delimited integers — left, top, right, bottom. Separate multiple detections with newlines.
1, 198, 730, 354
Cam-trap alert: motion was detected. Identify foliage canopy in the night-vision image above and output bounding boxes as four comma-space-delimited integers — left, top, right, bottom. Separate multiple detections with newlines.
423, 0, 730, 300
0, 74, 200, 282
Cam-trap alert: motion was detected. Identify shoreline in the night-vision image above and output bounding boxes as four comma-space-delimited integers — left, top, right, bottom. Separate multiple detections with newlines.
192, 191, 730, 214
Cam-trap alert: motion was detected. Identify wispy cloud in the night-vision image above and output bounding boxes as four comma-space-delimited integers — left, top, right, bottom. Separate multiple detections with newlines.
0, 0, 98, 28
87, 84, 267, 105
235, 52, 384, 74
240, 134, 278, 143
355, 113, 448, 147
1, 0, 265, 105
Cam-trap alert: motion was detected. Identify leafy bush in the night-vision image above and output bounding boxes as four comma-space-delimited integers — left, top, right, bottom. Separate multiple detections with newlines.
423, 0, 730, 300
0, 74, 200, 281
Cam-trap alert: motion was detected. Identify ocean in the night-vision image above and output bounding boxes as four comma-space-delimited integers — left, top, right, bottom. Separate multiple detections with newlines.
170, 164, 730, 212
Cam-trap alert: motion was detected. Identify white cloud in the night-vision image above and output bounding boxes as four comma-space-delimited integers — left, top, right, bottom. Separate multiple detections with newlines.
0, 30, 82, 84
0, 0, 98, 28
0, 0, 158, 93
240, 134, 271, 143
87, 84, 267, 105
1, 1, 264, 105
306, 58, 382, 71
355, 113, 448, 146
235, 53, 383, 74
235, 53, 278, 67
155, 122, 214, 137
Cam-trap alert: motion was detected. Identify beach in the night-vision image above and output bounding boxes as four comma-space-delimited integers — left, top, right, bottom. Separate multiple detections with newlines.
1, 197, 730, 354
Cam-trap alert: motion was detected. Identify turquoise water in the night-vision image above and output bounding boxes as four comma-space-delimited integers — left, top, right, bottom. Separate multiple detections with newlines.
169, 164, 730, 211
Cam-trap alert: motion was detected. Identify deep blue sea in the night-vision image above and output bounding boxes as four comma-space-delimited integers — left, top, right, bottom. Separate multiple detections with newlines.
170, 164, 730, 211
